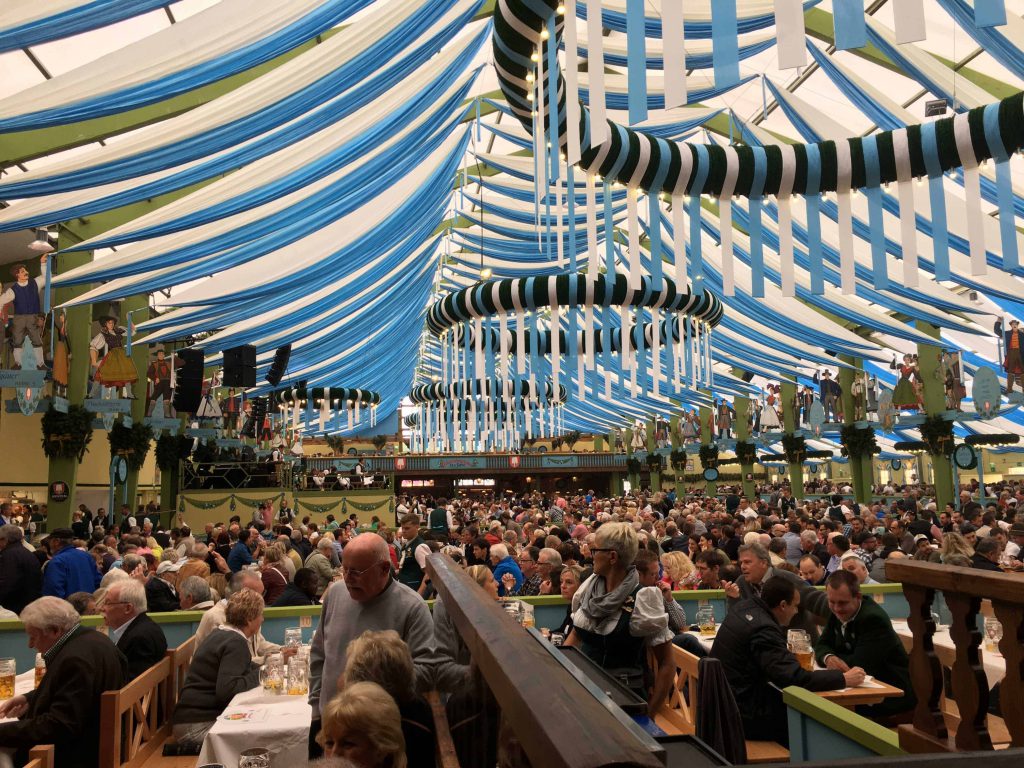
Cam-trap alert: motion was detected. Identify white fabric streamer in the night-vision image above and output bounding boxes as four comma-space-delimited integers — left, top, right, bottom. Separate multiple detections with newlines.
660, 0, 686, 108
892, 0, 926, 44
774, 0, 807, 70
585, 0, 610, 145
564, 0, 583, 162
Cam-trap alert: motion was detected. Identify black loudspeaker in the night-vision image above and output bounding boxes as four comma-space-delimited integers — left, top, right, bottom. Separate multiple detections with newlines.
265, 344, 291, 387
740, 370, 755, 383
172, 348, 205, 414
222, 344, 257, 387
242, 397, 267, 438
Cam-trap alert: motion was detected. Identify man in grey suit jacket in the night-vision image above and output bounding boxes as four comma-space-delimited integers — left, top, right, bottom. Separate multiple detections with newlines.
722, 542, 830, 641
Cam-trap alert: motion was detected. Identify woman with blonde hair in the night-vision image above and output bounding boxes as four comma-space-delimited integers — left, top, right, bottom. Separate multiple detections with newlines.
318, 681, 406, 768
342, 630, 435, 768
939, 531, 973, 563
660, 550, 699, 589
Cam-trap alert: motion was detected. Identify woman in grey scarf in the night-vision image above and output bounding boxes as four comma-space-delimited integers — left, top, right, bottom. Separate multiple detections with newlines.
565, 522, 675, 713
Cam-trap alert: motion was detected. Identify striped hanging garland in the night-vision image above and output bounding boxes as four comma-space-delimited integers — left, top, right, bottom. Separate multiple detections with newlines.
493, 0, 1024, 292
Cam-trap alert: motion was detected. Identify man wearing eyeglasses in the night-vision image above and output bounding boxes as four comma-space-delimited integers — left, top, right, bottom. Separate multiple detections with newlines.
308, 533, 436, 759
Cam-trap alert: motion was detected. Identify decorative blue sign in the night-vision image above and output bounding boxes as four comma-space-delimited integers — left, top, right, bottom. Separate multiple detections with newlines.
83, 398, 132, 414
215, 438, 243, 448
428, 456, 487, 470
145, 417, 181, 432
0, 370, 45, 388
541, 455, 579, 468
972, 367, 1001, 420
186, 428, 221, 438
52, 396, 69, 414
122, 416, 133, 428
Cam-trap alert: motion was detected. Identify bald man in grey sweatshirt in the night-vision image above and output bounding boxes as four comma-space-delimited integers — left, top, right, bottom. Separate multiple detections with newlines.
308, 533, 436, 758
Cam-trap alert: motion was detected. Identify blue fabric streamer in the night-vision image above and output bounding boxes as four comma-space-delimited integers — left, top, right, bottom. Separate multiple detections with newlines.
983, 102, 1019, 273
0, 0, 378, 132
625, 0, 648, 125
832, 0, 867, 50
647, 194, 663, 289
805, 143, 824, 294
579, 75, 755, 111
711, 1, 741, 88
567, 164, 578, 272
748, 147, 767, 297
861, 135, 888, 289
921, 122, 950, 282
0, 0, 171, 53
577, 0, 820, 39
973, 0, 1006, 27
546, 13, 560, 181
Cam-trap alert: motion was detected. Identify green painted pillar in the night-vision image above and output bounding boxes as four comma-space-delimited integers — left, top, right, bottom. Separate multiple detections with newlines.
838, 355, 868, 503
734, 395, 756, 501
781, 379, 804, 494
609, 471, 623, 496
699, 391, 716, 497
121, 295, 151, 510
593, 433, 605, 452
45, 227, 96, 529
670, 415, 681, 450
917, 321, 955, 509
608, 428, 618, 453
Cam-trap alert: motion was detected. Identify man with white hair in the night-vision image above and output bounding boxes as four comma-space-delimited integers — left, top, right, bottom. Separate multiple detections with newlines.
490, 543, 523, 596
195, 569, 286, 663
102, 579, 167, 681
308, 533, 436, 759
0, 597, 126, 768
177, 576, 215, 611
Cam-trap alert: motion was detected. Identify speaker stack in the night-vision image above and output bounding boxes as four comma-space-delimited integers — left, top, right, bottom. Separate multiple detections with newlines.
222, 344, 257, 387
243, 396, 268, 438
172, 348, 205, 414
266, 344, 291, 387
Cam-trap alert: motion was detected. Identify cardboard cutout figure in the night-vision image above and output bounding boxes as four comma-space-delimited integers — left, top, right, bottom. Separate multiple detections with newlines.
90, 316, 138, 397
1, 255, 47, 369
1004, 319, 1024, 393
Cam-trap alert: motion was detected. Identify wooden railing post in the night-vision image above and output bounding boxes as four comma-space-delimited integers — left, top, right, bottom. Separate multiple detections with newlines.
945, 592, 992, 750
992, 601, 1024, 747
903, 583, 946, 739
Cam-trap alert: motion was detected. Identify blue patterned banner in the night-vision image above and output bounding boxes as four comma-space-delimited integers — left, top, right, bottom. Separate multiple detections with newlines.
0, 370, 45, 388
428, 456, 486, 470
83, 398, 131, 414
542, 454, 580, 468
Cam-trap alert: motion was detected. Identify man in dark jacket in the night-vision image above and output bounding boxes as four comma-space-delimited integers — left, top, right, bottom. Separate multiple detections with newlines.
271, 567, 319, 606
723, 542, 830, 640
711, 576, 863, 745
815, 570, 915, 718
0, 524, 42, 613
102, 579, 167, 680
971, 537, 1005, 572
0, 596, 127, 768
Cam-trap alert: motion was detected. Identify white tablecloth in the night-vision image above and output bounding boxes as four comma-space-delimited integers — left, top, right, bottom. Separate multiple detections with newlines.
892, 620, 1005, 689
198, 686, 311, 767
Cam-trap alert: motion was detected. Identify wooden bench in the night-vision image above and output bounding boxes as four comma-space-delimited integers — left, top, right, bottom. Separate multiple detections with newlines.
25, 746, 53, 768
97, 637, 196, 768
651, 644, 790, 763
425, 690, 460, 768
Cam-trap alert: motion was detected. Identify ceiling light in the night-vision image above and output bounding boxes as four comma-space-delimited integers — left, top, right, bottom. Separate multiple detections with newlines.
28, 228, 54, 253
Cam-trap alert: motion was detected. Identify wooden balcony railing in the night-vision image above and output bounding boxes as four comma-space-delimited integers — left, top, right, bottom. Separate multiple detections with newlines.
885, 560, 1023, 752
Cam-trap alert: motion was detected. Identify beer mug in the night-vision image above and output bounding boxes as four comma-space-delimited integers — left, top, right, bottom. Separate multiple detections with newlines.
283, 627, 302, 648
696, 606, 716, 637
260, 654, 283, 693
787, 630, 813, 671
0, 658, 15, 700
286, 658, 308, 696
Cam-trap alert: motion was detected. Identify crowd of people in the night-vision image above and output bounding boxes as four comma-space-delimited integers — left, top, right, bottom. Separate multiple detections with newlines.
0, 477, 1020, 766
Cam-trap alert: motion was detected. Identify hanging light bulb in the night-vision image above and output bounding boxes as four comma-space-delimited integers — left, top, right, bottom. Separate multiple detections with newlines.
557, 3, 566, 14
480, 267, 493, 279
531, 51, 539, 62
540, 28, 549, 40
28, 228, 53, 253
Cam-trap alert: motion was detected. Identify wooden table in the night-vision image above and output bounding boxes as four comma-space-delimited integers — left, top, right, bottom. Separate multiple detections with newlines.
816, 677, 905, 709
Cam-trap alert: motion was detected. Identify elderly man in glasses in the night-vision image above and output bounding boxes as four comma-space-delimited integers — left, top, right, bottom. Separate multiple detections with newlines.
308, 533, 436, 759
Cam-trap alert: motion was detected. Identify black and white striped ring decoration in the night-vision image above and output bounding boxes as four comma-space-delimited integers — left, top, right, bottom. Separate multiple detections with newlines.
425, 272, 723, 337
409, 378, 568, 405
274, 387, 381, 406
493, 0, 1024, 197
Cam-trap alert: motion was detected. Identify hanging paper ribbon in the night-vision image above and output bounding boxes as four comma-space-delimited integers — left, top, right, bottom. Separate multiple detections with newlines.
891, 128, 920, 288
584, 0, 609, 146
564, 0, 582, 163
974, 0, 1007, 27
833, 0, 867, 50
919, 121, 951, 282
835, 139, 856, 294
982, 101, 1019, 273
774, 0, 807, 70
954, 113, 987, 275
660, 0, 686, 108
711, 1, 740, 89
804, 143, 825, 294
748, 147, 767, 298
627, 186, 642, 288
861, 134, 889, 290
625, 0, 648, 125
892, 0, 926, 44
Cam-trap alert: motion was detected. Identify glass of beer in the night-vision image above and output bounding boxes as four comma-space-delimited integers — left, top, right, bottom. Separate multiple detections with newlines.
260, 654, 283, 693
286, 658, 308, 696
697, 607, 716, 636
0, 658, 15, 700
787, 630, 814, 671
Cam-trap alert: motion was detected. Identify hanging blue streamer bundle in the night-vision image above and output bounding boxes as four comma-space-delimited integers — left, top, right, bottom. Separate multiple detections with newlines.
832, 0, 867, 50
918, 121, 951, 281
804, 144, 825, 294
861, 135, 888, 290
625, 0, 649, 125
983, 102, 1020, 274
748, 147, 768, 297
711, 0, 740, 88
